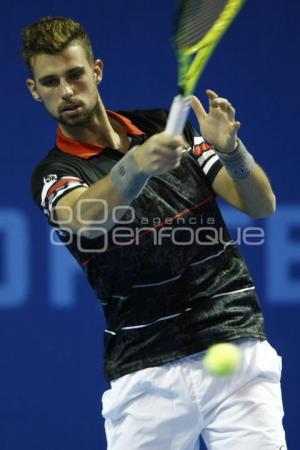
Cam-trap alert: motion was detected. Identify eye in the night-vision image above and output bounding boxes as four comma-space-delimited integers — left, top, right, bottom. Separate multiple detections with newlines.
67, 70, 84, 81
41, 78, 59, 87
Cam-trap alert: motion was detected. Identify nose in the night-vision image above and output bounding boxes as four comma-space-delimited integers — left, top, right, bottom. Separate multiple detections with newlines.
60, 79, 74, 100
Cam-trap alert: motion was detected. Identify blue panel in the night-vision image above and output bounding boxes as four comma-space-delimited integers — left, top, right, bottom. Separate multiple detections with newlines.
0, 208, 29, 307
266, 206, 300, 304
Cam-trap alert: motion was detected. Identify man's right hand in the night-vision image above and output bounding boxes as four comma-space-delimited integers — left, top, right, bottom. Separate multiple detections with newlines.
133, 132, 187, 176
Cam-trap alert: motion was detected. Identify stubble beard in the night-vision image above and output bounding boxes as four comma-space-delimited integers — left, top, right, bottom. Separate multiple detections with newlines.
55, 96, 100, 128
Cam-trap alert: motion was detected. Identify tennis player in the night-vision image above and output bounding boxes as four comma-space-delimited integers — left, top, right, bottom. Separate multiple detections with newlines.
22, 16, 287, 450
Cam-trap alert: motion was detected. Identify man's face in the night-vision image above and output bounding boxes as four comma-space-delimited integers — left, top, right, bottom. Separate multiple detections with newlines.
27, 45, 102, 127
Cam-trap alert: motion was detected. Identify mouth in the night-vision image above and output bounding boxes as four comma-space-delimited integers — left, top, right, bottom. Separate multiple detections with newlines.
60, 103, 83, 116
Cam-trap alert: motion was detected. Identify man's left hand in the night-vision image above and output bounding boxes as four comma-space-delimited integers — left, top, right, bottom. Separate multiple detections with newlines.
190, 90, 240, 153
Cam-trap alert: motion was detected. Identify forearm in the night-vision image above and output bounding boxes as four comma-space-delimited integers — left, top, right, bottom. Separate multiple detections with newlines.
213, 140, 276, 217
55, 132, 185, 237
56, 147, 149, 237
71, 175, 134, 234
230, 164, 276, 217
190, 91, 276, 218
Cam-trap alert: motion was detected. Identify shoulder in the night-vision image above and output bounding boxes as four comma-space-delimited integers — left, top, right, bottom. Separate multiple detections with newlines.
31, 146, 87, 211
117, 108, 169, 134
31, 146, 81, 181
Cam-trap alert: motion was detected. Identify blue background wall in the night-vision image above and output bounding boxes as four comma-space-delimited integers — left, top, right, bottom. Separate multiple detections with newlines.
0, 0, 299, 449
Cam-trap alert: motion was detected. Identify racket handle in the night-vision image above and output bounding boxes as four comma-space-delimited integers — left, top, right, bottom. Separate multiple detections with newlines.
165, 95, 191, 134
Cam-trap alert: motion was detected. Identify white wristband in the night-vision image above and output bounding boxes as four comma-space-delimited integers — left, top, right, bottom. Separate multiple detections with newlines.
110, 146, 149, 199
215, 139, 255, 179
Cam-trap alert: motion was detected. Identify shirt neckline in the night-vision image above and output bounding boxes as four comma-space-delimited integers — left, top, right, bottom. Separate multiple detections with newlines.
56, 110, 144, 159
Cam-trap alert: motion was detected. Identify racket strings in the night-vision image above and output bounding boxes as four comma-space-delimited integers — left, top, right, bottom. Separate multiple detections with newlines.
174, 0, 245, 96
176, 0, 228, 49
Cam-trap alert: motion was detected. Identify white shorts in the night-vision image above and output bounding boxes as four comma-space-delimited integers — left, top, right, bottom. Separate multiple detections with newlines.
101, 339, 287, 450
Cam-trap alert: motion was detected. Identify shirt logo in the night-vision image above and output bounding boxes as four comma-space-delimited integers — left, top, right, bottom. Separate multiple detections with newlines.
43, 174, 58, 184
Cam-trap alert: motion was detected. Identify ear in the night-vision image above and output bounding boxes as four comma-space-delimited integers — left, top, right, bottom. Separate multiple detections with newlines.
26, 78, 42, 102
93, 59, 103, 85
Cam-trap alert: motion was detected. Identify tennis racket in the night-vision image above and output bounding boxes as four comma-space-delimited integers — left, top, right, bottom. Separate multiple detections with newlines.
166, 0, 246, 134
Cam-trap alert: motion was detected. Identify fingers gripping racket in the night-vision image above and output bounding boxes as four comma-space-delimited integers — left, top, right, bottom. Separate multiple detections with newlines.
166, 0, 246, 134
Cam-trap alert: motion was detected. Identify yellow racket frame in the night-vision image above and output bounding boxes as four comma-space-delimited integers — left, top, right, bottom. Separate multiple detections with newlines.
178, 0, 246, 96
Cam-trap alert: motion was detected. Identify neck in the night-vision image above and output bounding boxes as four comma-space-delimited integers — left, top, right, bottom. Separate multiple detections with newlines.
59, 94, 126, 150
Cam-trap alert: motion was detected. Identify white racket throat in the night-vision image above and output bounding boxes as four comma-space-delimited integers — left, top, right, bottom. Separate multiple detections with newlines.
165, 95, 192, 134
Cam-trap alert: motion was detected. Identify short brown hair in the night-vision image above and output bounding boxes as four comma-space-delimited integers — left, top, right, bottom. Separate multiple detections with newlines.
21, 16, 94, 76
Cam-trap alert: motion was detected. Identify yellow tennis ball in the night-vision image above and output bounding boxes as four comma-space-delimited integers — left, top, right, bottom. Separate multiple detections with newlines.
203, 343, 241, 376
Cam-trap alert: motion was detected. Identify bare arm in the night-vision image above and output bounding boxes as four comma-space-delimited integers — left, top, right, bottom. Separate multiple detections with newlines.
191, 91, 276, 218
212, 165, 276, 217
54, 177, 129, 238
54, 132, 186, 238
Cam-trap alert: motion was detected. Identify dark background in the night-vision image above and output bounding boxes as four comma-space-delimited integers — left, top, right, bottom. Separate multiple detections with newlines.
0, 0, 299, 449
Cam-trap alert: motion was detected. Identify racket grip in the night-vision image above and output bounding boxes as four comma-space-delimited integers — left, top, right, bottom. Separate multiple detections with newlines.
165, 95, 191, 134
